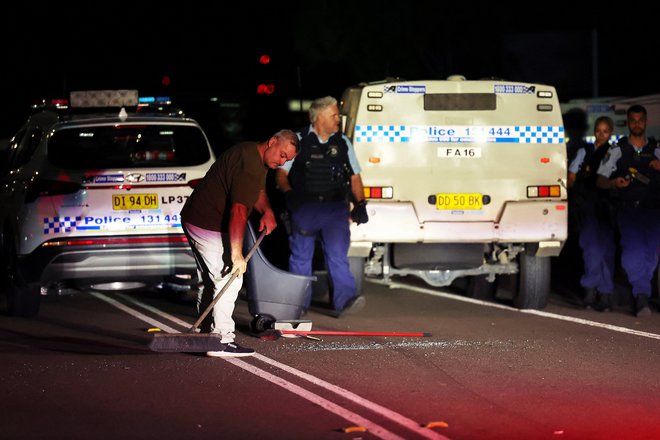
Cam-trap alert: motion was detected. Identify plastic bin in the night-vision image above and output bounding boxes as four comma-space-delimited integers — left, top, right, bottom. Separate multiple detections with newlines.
243, 222, 316, 332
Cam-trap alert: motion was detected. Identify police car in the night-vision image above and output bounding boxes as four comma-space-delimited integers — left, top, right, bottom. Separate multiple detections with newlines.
0, 90, 215, 317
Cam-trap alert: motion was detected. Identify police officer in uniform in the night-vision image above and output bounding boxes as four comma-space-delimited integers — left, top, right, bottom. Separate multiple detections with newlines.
567, 116, 616, 310
276, 96, 368, 317
597, 105, 660, 317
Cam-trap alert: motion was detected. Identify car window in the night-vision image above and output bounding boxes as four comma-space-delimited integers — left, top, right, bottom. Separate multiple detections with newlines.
47, 124, 211, 169
12, 126, 44, 170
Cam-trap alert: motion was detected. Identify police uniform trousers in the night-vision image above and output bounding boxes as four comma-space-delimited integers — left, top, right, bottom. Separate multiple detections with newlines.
577, 197, 616, 294
617, 206, 660, 296
288, 201, 356, 312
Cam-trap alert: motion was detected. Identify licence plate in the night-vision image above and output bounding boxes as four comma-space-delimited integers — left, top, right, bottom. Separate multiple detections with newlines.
436, 193, 483, 210
112, 193, 159, 210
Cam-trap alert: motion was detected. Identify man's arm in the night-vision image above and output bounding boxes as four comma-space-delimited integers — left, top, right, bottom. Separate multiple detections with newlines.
228, 202, 249, 275
253, 190, 277, 234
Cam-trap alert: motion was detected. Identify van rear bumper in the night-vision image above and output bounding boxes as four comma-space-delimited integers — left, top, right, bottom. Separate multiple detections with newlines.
350, 200, 567, 248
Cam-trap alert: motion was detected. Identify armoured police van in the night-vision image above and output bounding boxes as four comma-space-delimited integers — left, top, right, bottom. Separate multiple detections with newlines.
340, 77, 567, 309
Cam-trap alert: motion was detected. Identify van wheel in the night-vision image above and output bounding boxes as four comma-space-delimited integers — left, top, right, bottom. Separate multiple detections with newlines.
512, 253, 550, 309
349, 256, 365, 296
466, 275, 497, 300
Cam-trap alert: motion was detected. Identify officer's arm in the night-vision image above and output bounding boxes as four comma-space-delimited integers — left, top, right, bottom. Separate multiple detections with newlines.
567, 172, 577, 189
597, 174, 629, 189
350, 173, 366, 203
275, 168, 293, 193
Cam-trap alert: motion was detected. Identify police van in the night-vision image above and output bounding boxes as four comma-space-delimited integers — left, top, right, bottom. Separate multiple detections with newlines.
340, 76, 567, 309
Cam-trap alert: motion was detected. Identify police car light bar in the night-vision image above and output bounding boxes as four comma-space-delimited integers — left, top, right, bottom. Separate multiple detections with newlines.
138, 96, 172, 105
70, 90, 139, 108
31, 98, 69, 110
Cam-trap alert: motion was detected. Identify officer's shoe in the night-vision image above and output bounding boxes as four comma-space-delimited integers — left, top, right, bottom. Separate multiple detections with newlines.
635, 294, 652, 317
583, 288, 597, 309
593, 293, 613, 312
335, 296, 366, 318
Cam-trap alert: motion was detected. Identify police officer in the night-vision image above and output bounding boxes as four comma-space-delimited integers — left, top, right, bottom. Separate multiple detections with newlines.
567, 116, 616, 310
597, 105, 660, 317
275, 96, 368, 317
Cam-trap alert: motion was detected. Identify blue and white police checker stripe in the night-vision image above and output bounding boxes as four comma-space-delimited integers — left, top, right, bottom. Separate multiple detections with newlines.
43, 216, 183, 234
354, 125, 564, 144
43, 216, 86, 234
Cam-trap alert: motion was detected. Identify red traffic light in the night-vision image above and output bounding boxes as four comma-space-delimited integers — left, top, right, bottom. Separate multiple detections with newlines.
257, 84, 275, 95
259, 54, 271, 65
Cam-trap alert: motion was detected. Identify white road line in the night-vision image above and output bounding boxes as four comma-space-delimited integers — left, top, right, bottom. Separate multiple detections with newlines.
226, 358, 407, 440
389, 281, 660, 341
253, 354, 450, 440
89, 291, 179, 333
94, 292, 450, 440
116, 293, 192, 329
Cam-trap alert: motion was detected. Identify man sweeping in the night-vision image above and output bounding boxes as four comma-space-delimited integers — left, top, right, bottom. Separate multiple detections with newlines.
180, 129, 299, 357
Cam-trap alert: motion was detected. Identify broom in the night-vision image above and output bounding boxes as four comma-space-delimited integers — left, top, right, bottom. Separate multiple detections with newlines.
148, 229, 266, 353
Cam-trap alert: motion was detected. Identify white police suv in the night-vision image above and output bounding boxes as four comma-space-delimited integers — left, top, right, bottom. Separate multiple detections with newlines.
0, 90, 215, 317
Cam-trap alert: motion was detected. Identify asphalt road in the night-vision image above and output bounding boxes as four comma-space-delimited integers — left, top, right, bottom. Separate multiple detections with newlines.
2, 275, 660, 440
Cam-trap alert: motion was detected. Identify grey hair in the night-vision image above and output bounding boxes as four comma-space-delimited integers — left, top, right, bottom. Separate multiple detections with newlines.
272, 129, 300, 152
308, 96, 338, 123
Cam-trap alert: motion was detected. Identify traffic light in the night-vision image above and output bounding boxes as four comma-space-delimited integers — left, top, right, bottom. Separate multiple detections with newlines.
256, 53, 275, 95
257, 83, 275, 95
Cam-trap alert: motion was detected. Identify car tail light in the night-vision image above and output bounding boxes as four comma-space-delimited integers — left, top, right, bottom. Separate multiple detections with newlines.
25, 179, 82, 203
41, 235, 189, 247
188, 178, 202, 188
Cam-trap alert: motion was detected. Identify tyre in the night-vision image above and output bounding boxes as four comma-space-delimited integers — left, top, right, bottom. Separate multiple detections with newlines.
512, 252, 551, 309
3, 234, 41, 317
466, 275, 497, 300
250, 314, 276, 333
349, 256, 365, 295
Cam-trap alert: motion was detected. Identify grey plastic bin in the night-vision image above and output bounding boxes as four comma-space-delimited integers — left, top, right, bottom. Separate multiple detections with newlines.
243, 222, 315, 332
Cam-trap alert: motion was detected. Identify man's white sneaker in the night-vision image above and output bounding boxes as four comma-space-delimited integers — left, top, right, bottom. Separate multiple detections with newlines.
206, 342, 255, 358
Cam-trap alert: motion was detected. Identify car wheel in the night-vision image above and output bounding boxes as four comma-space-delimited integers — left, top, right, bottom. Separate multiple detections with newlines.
3, 232, 40, 317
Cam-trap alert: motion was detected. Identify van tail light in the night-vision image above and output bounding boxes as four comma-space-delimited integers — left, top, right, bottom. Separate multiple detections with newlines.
364, 186, 393, 199
25, 179, 82, 203
526, 185, 561, 198
188, 178, 202, 189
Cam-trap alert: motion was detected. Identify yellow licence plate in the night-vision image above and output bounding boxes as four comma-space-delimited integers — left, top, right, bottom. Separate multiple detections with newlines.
436, 193, 483, 210
112, 193, 159, 210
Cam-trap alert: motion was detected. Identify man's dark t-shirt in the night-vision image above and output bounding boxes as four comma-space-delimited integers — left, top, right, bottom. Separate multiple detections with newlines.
181, 142, 266, 232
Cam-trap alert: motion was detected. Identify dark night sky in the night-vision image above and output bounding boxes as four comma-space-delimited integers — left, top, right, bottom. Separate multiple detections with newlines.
2, 2, 659, 141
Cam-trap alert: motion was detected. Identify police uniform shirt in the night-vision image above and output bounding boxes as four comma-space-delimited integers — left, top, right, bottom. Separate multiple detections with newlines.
279, 126, 361, 174
596, 142, 660, 178
568, 147, 587, 174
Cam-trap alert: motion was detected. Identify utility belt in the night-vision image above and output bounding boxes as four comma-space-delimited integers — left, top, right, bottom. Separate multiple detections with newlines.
619, 199, 660, 209
300, 191, 347, 204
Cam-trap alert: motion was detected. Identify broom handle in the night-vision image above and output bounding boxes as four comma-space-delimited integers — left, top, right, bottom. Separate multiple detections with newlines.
189, 228, 266, 332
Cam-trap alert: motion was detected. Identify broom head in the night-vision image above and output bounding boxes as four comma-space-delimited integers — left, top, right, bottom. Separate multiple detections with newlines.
148, 332, 227, 353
